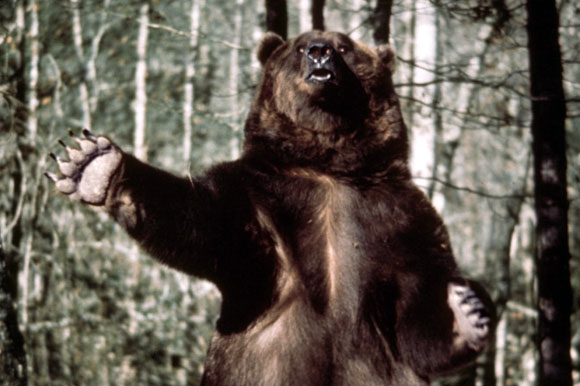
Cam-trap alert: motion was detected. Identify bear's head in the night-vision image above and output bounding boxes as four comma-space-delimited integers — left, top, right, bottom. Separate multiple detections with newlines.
244, 31, 409, 180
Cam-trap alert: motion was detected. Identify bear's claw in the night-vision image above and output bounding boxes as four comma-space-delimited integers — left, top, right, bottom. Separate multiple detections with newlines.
448, 283, 491, 352
46, 130, 122, 205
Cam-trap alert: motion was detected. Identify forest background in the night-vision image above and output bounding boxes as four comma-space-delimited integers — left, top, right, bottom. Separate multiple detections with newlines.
0, 0, 579, 385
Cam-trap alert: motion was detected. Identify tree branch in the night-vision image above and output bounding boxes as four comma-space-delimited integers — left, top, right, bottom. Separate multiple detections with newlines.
413, 176, 532, 200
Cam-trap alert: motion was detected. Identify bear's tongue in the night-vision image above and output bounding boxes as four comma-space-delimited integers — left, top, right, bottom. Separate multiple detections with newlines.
308, 68, 334, 83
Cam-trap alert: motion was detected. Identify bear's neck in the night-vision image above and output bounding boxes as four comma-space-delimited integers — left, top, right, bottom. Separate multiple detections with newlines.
242, 108, 411, 185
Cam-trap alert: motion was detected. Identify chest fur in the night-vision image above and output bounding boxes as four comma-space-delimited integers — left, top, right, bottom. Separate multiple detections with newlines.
257, 171, 367, 315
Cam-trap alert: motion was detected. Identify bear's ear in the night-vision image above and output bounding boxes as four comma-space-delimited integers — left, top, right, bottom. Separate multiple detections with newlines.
257, 32, 285, 66
376, 45, 396, 74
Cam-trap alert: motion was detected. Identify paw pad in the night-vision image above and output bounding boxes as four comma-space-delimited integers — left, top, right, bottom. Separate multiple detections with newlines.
46, 129, 122, 205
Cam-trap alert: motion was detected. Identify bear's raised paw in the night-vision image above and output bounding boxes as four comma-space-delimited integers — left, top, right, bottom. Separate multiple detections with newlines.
448, 283, 491, 352
46, 129, 122, 206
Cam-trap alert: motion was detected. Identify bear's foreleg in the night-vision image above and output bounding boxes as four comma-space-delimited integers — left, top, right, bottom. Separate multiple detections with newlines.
47, 130, 230, 279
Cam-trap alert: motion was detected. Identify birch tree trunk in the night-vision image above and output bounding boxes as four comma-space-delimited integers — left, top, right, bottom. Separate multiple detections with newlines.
229, 0, 244, 160
404, 0, 416, 132
526, 0, 572, 384
134, 2, 149, 161
19, 0, 40, 378
183, 0, 203, 165
427, 6, 443, 201
299, 0, 309, 32
70, 0, 111, 130
347, 0, 364, 41
484, 194, 527, 386
438, 29, 493, 189
408, 0, 436, 186
26, 0, 39, 140
86, 0, 111, 113
70, 0, 92, 130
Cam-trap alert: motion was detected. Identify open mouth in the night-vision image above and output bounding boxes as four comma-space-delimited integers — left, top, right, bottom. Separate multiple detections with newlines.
307, 68, 335, 83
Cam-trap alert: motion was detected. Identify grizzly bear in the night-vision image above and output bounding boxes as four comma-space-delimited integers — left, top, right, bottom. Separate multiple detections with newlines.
48, 31, 493, 385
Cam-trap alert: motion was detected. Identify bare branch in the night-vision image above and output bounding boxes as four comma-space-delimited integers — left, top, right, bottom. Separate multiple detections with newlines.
507, 301, 538, 319
107, 11, 248, 50
413, 176, 532, 200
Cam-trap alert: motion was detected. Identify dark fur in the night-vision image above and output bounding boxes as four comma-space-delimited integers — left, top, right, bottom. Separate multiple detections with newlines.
51, 31, 493, 385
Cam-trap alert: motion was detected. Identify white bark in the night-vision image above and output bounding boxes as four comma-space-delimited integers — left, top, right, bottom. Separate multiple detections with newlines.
183, 0, 203, 164
20, 234, 32, 326
348, 0, 364, 40
70, 0, 111, 130
70, 0, 84, 60
20, 0, 40, 358
70, 0, 92, 130
134, 3, 149, 161
87, 0, 111, 113
46, 55, 64, 119
427, 5, 444, 208
299, 0, 309, 32
251, 2, 264, 79
26, 0, 40, 140
16, 151, 31, 330
495, 313, 507, 386
409, 0, 436, 189
229, 0, 244, 160
16, 0, 24, 45
405, 0, 416, 129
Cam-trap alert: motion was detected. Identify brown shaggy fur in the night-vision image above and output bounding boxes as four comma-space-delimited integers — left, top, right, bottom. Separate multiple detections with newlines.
50, 31, 494, 386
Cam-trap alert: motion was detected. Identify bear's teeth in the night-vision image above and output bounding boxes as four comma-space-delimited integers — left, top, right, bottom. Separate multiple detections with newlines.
311, 69, 332, 81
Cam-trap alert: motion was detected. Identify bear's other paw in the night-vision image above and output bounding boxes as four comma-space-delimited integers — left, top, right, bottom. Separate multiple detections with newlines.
448, 283, 491, 352
46, 129, 122, 206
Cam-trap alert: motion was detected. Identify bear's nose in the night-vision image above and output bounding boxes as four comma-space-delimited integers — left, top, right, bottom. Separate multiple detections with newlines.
306, 42, 335, 64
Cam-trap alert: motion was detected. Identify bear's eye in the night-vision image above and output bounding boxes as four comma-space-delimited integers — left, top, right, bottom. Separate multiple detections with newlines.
297, 46, 305, 54
338, 46, 348, 54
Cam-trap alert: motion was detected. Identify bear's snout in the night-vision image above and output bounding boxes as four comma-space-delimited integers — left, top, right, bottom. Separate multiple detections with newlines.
306, 40, 339, 84
306, 41, 335, 65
